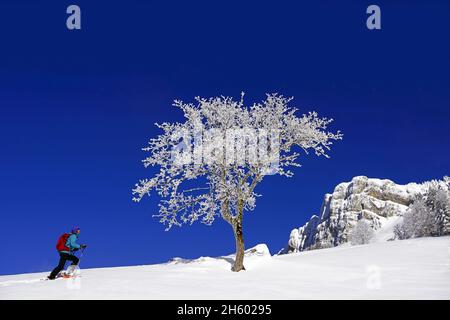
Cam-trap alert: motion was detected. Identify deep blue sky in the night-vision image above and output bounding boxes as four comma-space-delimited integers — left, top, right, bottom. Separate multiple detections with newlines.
0, 1, 449, 275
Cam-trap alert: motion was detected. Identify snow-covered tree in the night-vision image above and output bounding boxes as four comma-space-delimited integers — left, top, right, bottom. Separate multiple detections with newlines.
395, 179, 450, 240
444, 176, 450, 189
132, 93, 342, 271
349, 219, 374, 245
426, 181, 450, 236
393, 222, 408, 240
394, 197, 435, 239
288, 229, 300, 253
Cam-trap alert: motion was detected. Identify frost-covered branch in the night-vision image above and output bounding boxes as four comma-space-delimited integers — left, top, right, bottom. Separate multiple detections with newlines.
133, 93, 343, 230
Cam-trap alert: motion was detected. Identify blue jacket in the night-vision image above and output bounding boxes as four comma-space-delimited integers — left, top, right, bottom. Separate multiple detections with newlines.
61, 234, 81, 254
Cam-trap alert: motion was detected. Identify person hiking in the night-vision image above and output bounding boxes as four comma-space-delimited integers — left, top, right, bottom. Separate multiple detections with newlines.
48, 227, 87, 280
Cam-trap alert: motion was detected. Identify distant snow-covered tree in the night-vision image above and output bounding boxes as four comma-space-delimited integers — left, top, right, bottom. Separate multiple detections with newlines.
288, 229, 300, 253
132, 93, 342, 271
349, 219, 374, 245
394, 178, 450, 240
394, 197, 435, 239
393, 223, 408, 240
426, 181, 450, 236
444, 176, 450, 189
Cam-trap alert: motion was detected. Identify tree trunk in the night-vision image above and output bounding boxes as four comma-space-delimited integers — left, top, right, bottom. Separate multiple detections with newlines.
232, 220, 246, 272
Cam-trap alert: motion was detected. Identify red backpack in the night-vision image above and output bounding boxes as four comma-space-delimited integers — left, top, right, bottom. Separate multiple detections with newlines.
56, 233, 71, 252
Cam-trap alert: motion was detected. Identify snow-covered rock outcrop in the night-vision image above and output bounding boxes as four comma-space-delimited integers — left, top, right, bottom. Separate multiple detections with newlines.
168, 244, 271, 265
280, 176, 430, 253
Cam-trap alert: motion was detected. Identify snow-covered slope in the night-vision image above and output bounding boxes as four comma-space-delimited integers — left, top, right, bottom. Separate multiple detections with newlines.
1, 238, 449, 299
280, 176, 434, 253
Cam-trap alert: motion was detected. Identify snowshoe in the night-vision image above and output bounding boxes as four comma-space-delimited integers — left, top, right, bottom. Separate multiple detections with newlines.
65, 265, 78, 276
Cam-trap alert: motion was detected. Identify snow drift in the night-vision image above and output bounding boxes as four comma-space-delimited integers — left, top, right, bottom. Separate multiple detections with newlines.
1, 238, 449, 299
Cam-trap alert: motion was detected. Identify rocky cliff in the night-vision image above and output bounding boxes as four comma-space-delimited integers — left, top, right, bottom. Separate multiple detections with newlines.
280, 176, 428, 253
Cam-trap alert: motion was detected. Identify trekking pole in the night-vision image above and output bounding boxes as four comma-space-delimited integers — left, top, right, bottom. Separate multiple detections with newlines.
79, 247, 86, 259
75, 247, 86, 270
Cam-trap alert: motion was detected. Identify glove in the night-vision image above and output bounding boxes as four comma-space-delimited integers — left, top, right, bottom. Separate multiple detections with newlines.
80, 244, 87, 249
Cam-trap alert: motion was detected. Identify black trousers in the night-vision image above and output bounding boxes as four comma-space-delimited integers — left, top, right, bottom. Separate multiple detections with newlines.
49, 252, 79, 279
